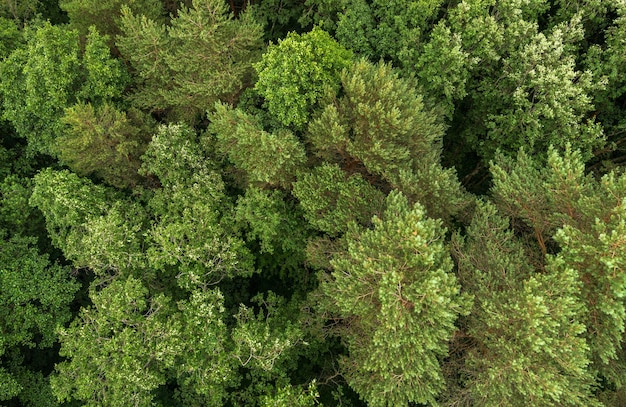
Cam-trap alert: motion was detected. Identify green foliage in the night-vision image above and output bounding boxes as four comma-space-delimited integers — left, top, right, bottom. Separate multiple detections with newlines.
5, 2, 626, 405
233, 292, 304, 374
451, 201, 598, 406
0, 0, 39, 23
0, 23, 81, 154
424, 1, 605, 163
320, 191, 470, 406
0, 24, 129, 155
308, 59, 466, 221
480, 23, 604, 160
30, 168, 111, 251
0, 175, 37, 234
309, 60, 442, 176
260, 381, 319, 407
78, 27, 129, 102
335, 0, 445, 70
583, 2, 626, 159
415, 21, 476, 118
118, 0, 263, 120
52, 277, 234, 406
0, 17, 20, 58
60, 0, 164, 41
210, 103, 307, 188
66, 200, 149, 279
142, 124, 255, 290
57, 102, 152, 189
490, 146, 626, 390
247, 0, 307, 41
0, 232, 78, 404
254, 27, 352, 128
235, 187, 309, 256
29, 169, 149, 281
292, 163, 385, 237
0, 233, 78, 349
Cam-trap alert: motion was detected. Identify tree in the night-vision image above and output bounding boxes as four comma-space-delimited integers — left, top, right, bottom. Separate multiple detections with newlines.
450, 201, 597, 406
583, 2, 626, 166
52, 278, 235, 406
418, 0, 605, 163
209, 102, 307, 189
57, 102, 153, 189
292, 162, 385, 237
141, 124, 255, 291
0, 232, 78, 405
319, 191, 470, 406
254, 26, 352, 128
117, 0, 263, 120
489, 146, 626, 397
0, 24, 128, 155
307, 59, 466, 222
334, 0, 445, 71
60, 0, 164, 43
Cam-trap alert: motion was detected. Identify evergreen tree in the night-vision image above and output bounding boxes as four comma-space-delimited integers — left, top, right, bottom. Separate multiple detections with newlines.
491, 147, 626, 393
307, 59, 466, 222
209, 102, 307, 188
117, 0, 263, 120
57, 102, 153, 189
450, 201, 598, 406
319, 191, 470, 406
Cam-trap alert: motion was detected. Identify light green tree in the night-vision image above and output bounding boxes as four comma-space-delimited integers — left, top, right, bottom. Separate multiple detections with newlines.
254, 26, 352, 128
209, 102, 307, 188
307, 59, 466, 222
451, 201, 598, 406
141, 124, 255, 291
490, 146, 626, 393
0, 24, 128, 155
52, 277, 235, 406
320, 191, 470, 406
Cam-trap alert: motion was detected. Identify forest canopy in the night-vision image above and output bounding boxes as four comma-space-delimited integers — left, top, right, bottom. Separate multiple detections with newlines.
1, 0, 626, 406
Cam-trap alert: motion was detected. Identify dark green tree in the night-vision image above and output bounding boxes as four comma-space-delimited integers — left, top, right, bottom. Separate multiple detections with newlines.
57, 102, 153, 189
60, 0, 164, 42
117, 0, 263, 120
0, 232, 78, 405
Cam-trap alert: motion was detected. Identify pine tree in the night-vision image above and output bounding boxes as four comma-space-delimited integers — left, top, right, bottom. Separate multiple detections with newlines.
117, 0, 263, 120
307, 59, 466, 222
319, 191, 470, 406
490, 146, 626, 396
450, 201, 598, 406
209, 102, 307, 189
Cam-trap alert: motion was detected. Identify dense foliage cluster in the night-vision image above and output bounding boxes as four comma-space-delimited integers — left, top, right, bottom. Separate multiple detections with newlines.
1, 0, 626, 405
